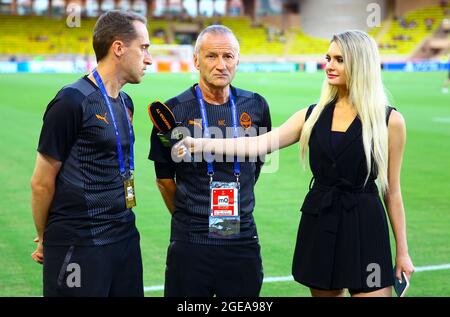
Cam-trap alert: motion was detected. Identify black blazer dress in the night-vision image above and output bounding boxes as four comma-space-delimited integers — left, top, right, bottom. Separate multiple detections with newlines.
292, 101, 396, 291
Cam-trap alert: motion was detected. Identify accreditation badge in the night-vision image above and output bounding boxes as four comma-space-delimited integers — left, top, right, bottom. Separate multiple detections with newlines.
209, 181, 240, 239
124, 177, 136, 208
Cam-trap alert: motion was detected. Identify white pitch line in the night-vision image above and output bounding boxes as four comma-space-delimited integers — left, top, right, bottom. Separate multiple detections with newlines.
144, 285, 165, 292
144, 263, 450, 293
414, 263, 450, 272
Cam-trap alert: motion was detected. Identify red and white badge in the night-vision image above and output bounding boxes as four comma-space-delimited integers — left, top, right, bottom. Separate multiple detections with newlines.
210, 184, 239, 217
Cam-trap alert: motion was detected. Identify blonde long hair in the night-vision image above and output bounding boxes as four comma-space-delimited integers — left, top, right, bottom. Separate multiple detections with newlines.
299, 30, 389, 193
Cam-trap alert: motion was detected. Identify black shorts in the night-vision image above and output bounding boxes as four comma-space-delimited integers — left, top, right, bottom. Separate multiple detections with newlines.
164, 240, 263, 297
43, 233, 143, 297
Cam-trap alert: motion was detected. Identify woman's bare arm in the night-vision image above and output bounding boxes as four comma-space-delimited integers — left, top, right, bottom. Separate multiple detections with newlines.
383, 110, 415, 281
182, 108, 308, 158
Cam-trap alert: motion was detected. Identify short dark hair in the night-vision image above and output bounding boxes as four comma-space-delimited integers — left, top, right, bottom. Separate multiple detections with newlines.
93, 10, 147, 62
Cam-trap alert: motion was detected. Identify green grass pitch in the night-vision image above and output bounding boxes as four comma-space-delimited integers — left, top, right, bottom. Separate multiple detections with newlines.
0, 71, 449, 296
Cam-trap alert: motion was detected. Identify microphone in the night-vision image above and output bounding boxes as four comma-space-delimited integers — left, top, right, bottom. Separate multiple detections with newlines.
148, 101, 195, 165
148, 101, 184, 147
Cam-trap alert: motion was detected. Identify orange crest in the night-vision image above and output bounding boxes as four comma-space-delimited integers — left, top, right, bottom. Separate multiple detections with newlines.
239, 112, 252, 129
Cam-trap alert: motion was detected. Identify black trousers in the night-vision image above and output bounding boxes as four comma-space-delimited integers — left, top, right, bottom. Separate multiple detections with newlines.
164, 241, 264, 297
43, 233, 143, 297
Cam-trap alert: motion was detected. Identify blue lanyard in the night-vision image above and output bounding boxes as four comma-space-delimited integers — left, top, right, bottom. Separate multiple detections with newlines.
195, 85, 240, 177
92, 69, 134, 177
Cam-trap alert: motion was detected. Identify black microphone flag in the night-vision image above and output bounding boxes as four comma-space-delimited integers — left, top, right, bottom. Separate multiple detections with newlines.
148, 101, 184, 147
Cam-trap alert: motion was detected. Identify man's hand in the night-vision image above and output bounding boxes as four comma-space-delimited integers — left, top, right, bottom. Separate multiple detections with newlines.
31, 237, 44, 264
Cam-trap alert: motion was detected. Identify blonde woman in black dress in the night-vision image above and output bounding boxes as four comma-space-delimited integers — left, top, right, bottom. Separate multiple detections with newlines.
179, 30, 414, 297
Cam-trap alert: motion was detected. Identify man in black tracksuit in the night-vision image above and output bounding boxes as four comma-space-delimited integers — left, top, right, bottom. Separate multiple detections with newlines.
149, 25, 272, 297
31, 10, 152, 296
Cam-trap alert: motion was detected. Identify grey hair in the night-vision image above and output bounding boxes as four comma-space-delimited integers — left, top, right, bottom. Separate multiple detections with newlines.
194, 25, 240, 54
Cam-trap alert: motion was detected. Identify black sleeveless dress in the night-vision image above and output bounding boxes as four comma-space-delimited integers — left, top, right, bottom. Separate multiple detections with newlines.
292, 101, 396, 291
